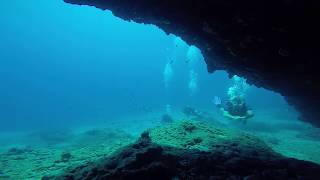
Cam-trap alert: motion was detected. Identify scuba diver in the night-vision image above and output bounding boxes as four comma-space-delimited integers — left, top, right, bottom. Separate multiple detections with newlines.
213, 96, 254, 124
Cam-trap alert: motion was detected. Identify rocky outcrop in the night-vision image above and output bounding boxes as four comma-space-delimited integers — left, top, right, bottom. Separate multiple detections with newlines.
46, 121, 320, 179
46, 122, 320, 179
63, 0, 320, 127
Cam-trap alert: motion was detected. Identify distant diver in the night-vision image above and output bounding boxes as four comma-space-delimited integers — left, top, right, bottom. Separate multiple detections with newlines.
161, 113, 173, 124
161, 104, 173, 124
213, 96, 254, 123
213, 75, 254, 123
182, 106, 205, 120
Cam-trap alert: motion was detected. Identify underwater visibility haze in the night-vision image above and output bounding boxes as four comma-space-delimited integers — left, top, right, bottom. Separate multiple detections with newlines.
0, 0, 320, 179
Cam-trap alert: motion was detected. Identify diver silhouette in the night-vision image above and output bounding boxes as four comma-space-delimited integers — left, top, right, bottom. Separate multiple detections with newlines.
213, 96, 254, 124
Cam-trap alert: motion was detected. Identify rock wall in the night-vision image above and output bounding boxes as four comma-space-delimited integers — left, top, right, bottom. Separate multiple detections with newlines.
64, 0, 320, 126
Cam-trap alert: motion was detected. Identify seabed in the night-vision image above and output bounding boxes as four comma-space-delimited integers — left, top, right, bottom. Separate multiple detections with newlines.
0, 109, 320, 179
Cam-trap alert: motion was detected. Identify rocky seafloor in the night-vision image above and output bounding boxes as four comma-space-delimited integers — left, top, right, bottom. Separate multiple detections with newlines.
0, 128, 135, 180
45, 120, 320, 180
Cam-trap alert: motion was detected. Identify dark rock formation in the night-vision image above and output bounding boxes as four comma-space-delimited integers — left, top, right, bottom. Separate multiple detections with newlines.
7, 146, 33, 155
46, 131, 320, 179
60, 152, 73, 162
63, 0, 320, 127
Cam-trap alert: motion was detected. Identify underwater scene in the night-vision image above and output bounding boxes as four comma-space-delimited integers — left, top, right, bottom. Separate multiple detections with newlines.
1, 1, 320, 179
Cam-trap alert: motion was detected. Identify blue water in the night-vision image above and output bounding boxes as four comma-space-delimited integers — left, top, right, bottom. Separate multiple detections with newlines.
0, 0, 297, 132
2, 1, 320, 179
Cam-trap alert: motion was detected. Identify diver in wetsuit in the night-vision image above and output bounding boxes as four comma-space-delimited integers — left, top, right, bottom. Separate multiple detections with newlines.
213, 96, 254, 123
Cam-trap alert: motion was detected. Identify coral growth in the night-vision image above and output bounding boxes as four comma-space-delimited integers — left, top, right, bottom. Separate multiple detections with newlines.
49, 121, 320, 179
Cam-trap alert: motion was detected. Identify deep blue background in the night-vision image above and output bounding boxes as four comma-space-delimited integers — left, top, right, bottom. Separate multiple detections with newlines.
0, 0, 294, 131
